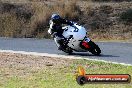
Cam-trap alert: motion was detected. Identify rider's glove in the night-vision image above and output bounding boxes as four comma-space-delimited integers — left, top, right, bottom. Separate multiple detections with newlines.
69, 21, 74, 26
48, 28, 52, 34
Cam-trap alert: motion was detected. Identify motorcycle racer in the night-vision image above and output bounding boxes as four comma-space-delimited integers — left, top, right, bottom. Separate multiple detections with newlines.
48, 14, 73, 50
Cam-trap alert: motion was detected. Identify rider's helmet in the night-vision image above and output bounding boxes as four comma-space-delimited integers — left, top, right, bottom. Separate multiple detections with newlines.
51, 14, 61, 24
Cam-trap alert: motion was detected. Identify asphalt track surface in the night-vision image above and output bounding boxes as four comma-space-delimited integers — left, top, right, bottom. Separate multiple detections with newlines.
0, 37, 132, 65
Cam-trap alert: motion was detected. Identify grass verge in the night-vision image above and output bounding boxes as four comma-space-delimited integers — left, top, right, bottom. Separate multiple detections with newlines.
0, 52, 132, 88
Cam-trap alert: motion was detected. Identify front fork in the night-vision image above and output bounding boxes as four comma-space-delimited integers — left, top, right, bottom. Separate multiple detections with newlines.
54, 35, 73, 49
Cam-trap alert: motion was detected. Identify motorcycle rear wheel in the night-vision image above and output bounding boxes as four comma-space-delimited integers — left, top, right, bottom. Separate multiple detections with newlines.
88, 41, 101, 56
90, 45, 101, 56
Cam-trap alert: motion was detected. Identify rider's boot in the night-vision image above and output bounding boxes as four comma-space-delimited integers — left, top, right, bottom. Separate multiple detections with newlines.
57, 39, 66, 50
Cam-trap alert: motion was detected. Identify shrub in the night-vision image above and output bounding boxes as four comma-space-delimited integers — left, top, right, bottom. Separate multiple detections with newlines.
0, 0, 82, 38
91, 0, 131, 2
120, 9, 132, 23
15, 6, 34, 21
1, 3, 16, 13
0, 13, 20, 37
99, 5, 113, 14
50, 0, 82, 21
83, 5, 113, 31
30, 0, 82, 37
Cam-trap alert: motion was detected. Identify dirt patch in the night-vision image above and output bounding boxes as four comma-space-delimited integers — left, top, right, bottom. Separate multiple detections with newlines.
0, 52, 73, 77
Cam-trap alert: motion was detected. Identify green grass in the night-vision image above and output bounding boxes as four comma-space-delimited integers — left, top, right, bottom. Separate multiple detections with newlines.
0, 59, 132, 88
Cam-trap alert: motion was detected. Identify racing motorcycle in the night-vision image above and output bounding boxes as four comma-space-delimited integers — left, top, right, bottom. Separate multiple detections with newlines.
49, 23, 101, 55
